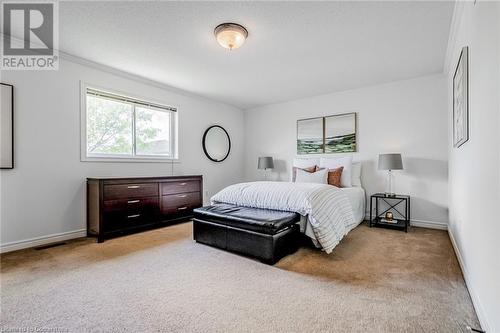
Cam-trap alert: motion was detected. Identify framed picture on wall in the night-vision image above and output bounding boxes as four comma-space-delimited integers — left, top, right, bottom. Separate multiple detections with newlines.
1, 83, 14, 169
325, 112, 357, 153
453, 46, 468, 148
297, 112, 357, 154
297, 117, 324, 154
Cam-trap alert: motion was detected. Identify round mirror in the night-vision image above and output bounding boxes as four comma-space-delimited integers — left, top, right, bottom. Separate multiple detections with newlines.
202, 125, 231, 162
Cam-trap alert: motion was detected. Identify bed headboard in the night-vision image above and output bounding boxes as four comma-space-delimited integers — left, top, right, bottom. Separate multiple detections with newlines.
292, 156, 362, 188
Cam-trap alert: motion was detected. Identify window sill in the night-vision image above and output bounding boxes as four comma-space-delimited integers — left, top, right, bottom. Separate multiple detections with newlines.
81, 156, 180, 163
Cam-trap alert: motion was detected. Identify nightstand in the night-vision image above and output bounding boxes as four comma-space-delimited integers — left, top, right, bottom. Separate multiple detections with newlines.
369, 193, 410, 232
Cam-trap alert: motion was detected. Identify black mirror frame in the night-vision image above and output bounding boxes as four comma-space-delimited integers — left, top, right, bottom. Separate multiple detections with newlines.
202, 125, 231, 162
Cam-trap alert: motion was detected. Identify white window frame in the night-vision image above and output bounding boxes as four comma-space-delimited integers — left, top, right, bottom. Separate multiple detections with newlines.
80, 82, 179, 162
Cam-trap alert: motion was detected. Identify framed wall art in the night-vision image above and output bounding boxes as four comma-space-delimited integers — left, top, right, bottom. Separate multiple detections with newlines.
453, 46, 468, 148
325, 113, 356, 153
297, 117, 324, 154
297, 112, 357, 155
1, 83, 14, 169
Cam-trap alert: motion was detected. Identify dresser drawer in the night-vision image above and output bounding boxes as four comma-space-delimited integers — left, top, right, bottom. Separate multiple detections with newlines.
161, 180, 200, 195
161, 192, 202, 214
104, 183, 158, 200
103, 197, 159, 231
103, 196, 159, 213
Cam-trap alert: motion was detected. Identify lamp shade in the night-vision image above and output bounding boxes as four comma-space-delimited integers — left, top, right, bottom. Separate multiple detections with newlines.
258, 157, 274, 170
378, 153, 403, 170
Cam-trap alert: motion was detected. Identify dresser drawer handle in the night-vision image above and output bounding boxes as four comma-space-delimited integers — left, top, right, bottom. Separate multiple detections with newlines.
127, 200, 140, 204
179, 183, 187, 186
127, 185, 140, 189
127, 214, 141, 218
177, 207, 188, 211
177, 194, 187, 198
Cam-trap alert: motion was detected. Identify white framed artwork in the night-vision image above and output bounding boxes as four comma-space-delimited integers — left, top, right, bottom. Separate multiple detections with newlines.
453, 46, 468, 148
1, 83, 14, 169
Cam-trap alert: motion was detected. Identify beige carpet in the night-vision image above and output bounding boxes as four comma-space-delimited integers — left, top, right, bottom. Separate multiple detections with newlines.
1, 222, 479, 332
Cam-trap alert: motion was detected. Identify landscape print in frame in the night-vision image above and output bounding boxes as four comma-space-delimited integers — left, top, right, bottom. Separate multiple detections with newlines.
1, 83, 14, 169
297, 117, 324, 154
324, 112, 357, 153
453, 46, 468, 148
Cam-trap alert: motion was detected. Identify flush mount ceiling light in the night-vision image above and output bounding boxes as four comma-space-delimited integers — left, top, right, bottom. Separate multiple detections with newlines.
214, 23, 248, 50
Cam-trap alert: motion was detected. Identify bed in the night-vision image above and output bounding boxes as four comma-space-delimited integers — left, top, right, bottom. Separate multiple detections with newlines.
210, 181, 365, 254
211, 157, 365, 253
198, 157, 365, 257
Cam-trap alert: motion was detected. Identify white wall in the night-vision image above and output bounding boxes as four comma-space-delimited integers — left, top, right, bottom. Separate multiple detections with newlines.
0, 57, 245, 251
446, 1, 500, 332
244, 74, 448, 227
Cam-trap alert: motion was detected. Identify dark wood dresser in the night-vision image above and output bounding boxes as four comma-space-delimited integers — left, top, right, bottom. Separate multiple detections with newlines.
87, 175, 203, 242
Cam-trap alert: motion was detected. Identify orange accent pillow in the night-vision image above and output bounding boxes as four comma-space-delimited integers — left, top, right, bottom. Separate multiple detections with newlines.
292, 165, 317, 182
317, 166, 344, 187
328, 166, 344, 187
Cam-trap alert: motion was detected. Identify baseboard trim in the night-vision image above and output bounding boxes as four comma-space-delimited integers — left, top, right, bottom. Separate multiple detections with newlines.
410, 219, 447, 230
448, 228, 490, 332
364, 214, 448, 230
0, 229, 87, 254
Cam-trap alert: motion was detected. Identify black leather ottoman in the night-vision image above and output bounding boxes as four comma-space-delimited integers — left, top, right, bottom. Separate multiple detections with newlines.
193, 204, 301, 264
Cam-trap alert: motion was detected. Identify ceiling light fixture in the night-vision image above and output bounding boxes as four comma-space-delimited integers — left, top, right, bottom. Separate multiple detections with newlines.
214, 23, 248, 50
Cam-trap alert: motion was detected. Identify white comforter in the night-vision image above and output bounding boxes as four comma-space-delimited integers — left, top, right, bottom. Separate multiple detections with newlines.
211, 181, 356, 254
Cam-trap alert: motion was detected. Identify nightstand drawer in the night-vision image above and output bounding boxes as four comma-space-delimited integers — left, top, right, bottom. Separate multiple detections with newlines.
104, 183, 158, 200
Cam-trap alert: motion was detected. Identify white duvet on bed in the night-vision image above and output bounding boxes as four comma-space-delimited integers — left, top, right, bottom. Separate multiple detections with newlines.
301, 186, 365, 247
341, 186, 366, 223
211, 181, 358, 254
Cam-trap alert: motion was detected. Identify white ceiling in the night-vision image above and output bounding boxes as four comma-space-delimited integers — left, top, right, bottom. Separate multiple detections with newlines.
58, 1, 454, 109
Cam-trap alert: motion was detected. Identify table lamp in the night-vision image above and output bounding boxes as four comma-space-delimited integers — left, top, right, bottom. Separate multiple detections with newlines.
258, 157, 274, 180
378, 153, 403, 197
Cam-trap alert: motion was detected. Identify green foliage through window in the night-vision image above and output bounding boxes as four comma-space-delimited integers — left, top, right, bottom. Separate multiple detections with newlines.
86, 91, 175, 158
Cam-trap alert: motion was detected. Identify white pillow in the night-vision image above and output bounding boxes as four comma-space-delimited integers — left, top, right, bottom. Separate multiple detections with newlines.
293, 157, 320, 168
319, 156, 353, 187
351, 162, 362, 187
291, 158, 320, 181
295, 168, 328, 184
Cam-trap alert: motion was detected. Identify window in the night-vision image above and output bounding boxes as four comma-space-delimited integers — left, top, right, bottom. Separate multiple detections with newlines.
82, 86, 177, 161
